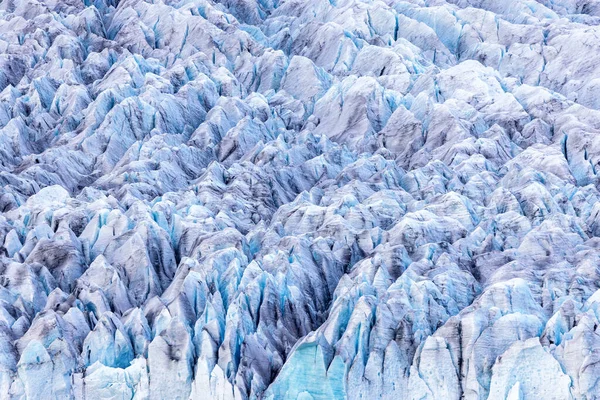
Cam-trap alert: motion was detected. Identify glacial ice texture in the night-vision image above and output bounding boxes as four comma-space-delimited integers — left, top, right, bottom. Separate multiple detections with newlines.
2, 0, 600, 398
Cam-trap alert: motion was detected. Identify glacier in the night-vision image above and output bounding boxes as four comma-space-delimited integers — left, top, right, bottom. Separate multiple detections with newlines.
1, 0, 600, 398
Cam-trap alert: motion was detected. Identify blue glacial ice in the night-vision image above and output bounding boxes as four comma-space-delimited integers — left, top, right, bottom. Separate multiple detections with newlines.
2, 0, 600, 399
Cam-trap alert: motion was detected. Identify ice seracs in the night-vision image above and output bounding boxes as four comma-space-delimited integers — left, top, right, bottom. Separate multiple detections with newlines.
2, 0, 600, 399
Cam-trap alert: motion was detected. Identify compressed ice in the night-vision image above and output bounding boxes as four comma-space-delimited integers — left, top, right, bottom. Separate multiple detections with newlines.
1, 0, 600, 398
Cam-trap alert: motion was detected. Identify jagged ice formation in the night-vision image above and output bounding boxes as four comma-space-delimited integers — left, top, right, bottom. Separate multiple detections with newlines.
1, 0, 600, 398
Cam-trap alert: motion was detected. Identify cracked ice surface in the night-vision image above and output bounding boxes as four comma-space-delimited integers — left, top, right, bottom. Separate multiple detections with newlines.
1, 0, 600, 398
